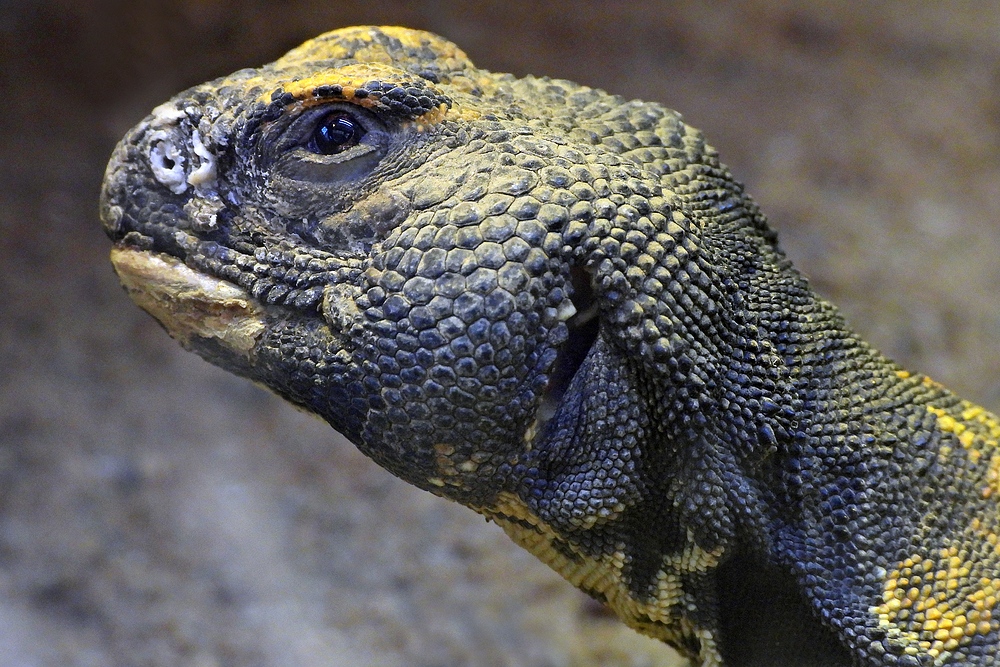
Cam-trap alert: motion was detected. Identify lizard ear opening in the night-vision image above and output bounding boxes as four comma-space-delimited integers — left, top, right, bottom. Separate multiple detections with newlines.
537, 266, 600, 425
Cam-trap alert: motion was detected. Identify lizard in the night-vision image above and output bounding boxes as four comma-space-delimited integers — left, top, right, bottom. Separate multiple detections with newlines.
98, 25, 1000, 666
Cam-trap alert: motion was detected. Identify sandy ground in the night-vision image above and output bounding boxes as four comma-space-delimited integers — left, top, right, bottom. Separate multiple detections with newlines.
4, 2, 1000, 665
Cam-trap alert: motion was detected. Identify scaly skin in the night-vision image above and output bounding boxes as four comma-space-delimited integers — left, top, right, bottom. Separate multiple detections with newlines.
100, 26, 1000, 666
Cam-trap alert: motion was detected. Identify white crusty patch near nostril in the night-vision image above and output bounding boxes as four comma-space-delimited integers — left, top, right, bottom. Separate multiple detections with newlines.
150, 101, 187, 124
148, 130, 188, 194
187, 129, 217, 190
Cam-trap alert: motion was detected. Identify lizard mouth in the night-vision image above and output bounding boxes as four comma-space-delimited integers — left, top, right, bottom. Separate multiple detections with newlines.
101, 175, 359, 317
531, 266, 600, 438
109, 245, 268, 358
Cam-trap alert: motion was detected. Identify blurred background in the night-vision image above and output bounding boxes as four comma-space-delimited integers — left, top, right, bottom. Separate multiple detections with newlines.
4, 2, 1000, 665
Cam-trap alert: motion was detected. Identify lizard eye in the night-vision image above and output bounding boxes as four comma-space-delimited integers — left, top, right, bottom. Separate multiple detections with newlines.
309, 113, 366, 155
265, 105, 388, 183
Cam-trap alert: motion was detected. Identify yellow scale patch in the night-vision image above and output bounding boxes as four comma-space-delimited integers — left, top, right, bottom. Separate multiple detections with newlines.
925, 402, 1000, 498
480, 491, 725, 666
277, 26, 473, 73
873, 547, 1000, 661
872, 393, 1000, 662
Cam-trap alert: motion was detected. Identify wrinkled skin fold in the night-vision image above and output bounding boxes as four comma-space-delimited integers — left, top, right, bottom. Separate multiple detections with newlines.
101, 26, 1000, 666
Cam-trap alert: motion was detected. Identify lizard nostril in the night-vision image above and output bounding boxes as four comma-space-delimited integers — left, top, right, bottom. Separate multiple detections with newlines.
148, 133, 188, 194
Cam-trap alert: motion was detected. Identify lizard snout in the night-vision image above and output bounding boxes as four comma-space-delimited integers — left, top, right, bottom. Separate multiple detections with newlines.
100, 98, 225, 249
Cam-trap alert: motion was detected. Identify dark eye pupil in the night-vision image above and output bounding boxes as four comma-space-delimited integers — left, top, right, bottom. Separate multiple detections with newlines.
311, 114, 363, 154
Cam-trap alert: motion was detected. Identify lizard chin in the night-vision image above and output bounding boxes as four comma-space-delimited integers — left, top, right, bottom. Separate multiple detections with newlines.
110, 246, 267, 360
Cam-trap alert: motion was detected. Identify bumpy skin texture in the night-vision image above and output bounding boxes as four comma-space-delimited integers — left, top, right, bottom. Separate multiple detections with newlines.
100, 26, 1000, 666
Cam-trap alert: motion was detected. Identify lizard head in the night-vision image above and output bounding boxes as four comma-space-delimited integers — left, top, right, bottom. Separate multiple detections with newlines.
100, 25, 716, 513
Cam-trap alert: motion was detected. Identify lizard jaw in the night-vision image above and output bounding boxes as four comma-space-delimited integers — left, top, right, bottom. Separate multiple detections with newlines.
110, 246, 267, 360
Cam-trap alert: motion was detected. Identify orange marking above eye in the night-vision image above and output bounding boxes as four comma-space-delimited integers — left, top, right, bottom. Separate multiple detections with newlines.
278, 63, 403, 103
261, 62, 485, 128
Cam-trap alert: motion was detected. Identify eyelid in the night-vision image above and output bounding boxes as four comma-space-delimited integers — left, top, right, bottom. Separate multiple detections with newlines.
291, 141, 379, 164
